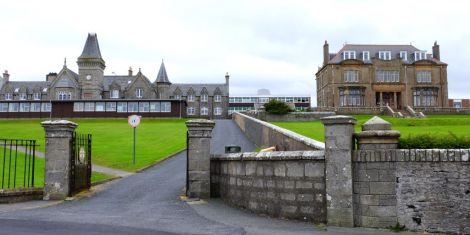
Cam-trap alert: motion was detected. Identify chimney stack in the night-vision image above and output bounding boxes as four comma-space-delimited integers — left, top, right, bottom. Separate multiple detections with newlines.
3, 70, 9, 82
225, 72, 230, 94
46, 72, 57, 82
323, 40, 329, 66
432, 41, 440, 60
128, 67, 133, 76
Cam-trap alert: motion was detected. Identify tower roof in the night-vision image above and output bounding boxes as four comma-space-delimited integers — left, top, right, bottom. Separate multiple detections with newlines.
156, 61, 170, 83
79, 33, 102, 59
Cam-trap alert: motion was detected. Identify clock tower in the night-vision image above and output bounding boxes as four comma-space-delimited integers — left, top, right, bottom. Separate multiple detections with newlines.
77, 33, 105, 99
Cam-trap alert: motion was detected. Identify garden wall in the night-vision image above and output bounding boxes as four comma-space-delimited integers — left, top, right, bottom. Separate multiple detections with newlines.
210, 151, 326, 223
244, 111, 335, 122
0, 188, 43, 203
232, 112, 325, 150
413, 107, 470, 115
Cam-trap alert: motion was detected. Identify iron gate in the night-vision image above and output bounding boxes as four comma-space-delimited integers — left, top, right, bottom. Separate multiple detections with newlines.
70, 132, 92, 196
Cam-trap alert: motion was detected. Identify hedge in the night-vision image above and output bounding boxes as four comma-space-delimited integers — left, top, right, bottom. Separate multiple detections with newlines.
399, 132, 470, 149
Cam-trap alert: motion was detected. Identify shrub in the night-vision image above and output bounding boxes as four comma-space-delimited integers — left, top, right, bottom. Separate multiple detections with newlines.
399, 132, 470, 149
264, 99, 293, 115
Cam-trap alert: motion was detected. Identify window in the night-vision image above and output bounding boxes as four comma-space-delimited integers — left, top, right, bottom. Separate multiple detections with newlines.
8, 103, 19, 112
378, 51, 392, 60
413, 88, 438, 106
19, 93, 27, 100
187, 107, 195, 115
187, 94, 195, 102
117, 102, 128, 112
214, 95, 222, 102
399, 51, 408, 61
453, 100, 462, 108
150, 102, 161, 112
135, 88, 143, 98
106, 102, 116, 112
201, 94, 208, 102
414, 51, 426, 61
33, 93, 40, 100
84, 102, 95, 111
73, 102, 84, 112
362, 51, 370, 61
174, 94, 181, 100
417, 71, 432, 83
139, 102, 150, 112
111, 90, 119, 99
259, 97, 269, 103
344, 70, 359, 82
128, 102, 139, 112
342, 51, 356, 60
339, 88, 365, 107
5, 93, 12, 100
214, 107, 222, 115
95, 102, 105, 112
57, 91, 71, 100
0, 103, 8, 112
41, 102, 51, 112
376, 70, 400, 83
19, 103, 30, 112
201, 107, 209, 115
162, 102, 171, 112
30, 103, 41, 112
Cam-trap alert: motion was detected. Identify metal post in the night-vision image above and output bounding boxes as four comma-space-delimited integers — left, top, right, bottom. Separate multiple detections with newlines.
133, 127, 136, 165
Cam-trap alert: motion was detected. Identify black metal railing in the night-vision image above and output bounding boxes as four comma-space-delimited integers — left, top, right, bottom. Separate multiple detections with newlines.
1, 139, 37, 189
69, 132, 92, 196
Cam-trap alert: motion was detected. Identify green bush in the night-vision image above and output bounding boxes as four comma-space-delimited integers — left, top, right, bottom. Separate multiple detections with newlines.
264, 99, 293, 115
399, 132, 470, 149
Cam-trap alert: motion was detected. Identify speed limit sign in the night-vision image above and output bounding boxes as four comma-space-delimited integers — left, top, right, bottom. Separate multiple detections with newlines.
128, 115, 141, 128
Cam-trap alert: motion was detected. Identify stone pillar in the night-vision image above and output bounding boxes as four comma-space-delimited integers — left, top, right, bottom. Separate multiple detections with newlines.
393, 92, 398, 109
186, 119, 215, 199
380, 92, 383, 106
41, 120, 78, 200
355, 116, 400, 150
321, 115, 356, 227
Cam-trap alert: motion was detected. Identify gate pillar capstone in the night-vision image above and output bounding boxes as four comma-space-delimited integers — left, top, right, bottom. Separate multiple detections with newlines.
321, 115, 356, 227
41, 120, 78, 200
186, 119, 215, 199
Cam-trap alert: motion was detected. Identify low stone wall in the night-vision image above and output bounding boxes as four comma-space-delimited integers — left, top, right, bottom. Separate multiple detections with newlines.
232, 112, 324, 150
313, 107, 383, 115
413, 107, 470, 115
210, 151, 326, 223
0, 188, 43, 203
353, 149, 470, 234
244, 111, 335, 122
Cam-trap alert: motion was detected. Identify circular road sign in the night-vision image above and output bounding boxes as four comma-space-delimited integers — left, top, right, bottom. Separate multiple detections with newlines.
128, 115, 141, 128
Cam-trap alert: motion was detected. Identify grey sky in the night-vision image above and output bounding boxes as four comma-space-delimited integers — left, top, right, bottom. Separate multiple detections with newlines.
1, 0, 469, 105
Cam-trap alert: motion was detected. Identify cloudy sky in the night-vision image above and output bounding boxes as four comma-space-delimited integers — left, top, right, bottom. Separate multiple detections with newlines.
1, 0, 470, 104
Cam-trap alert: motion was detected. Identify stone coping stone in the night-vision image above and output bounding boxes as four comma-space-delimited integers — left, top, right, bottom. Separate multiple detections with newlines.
211, 150, 325, 161
41, 120, 78, 127
361, 116, 391, 131
354, 130, 400, 138
236, 113, 325, 150
320, 115, 356, 125
353, 149, 470, 162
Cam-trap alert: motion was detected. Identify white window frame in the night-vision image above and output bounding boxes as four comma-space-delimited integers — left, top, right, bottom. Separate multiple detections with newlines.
362, 51, 370, 61
414, 51, 426, 61
379, 51, 391, 60
5, 93, 12, 100
111, 90, 119, 99
187, 107, 195, 116
33, 93, 40, 100
417, 71, 432, 83
344, 70, 359, 82
201, 94, 208, 102
135, 88, 144, 98
187, 94, 195, 102
57, 91, 72, 100
201, 107, 209, 116
214, 95, 221, 102
214, 107, 222, 115
19, 93, 27, 100
399, 51, 408, 61
342, 51, 356, 60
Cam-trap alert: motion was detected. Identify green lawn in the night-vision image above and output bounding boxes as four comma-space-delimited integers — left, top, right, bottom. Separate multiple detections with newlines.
272, 115, 470, 142
0, 118, 188, 172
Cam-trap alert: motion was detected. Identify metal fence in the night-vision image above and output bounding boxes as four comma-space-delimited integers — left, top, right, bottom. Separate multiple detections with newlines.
69, 132, 92, 196
1, 139, 37, 189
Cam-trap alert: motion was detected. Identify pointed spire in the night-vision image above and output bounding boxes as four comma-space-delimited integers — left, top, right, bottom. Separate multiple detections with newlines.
63, 57, 67, 68
156, 60, 170, 83
79, 33, 102, 59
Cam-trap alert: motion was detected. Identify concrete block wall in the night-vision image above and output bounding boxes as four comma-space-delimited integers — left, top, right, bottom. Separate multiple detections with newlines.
211, 151, 326, 223
353, 149, 470, 234
232, 112, 324, 151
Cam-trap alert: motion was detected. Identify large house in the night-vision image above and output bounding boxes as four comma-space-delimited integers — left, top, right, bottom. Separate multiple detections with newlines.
0, 33, 229, 119
315, 41, 448, 111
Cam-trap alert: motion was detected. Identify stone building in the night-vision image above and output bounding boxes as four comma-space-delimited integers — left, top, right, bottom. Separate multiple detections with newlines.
0, 33, 229, 119
315, 41, 448, 111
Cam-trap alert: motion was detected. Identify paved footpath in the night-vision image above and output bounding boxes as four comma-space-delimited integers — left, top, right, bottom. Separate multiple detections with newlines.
0, 120, 420, 235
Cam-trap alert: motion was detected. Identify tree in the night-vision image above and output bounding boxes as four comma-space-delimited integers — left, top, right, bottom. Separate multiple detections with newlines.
263, 99, 293, 115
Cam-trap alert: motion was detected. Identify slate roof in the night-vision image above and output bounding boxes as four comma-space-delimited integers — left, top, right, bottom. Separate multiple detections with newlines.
328, 44, 446, 65
103, 75, 136, 91
79, 33, 102, 59
156, 61, 170, 83
169, 83, 227, 96
7, 81, 49, 92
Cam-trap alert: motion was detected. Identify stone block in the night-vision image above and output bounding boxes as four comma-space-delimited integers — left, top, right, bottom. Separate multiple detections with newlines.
284, 180, 295, 189
245, 162, 257, 176
256, 165, 264, 176
378, 170, 395, 182
360, 216, 380, 228
264, 164, 274, 176
188, 171, 210, 181
378, 195, 397, 206
286, 162, 304, 177
266, 191, 276, 199
296, 181, 313, 189
314, 182, 324, 190
253, 178, 264, 188
315, 193, 323, 203
305, 162, 324, 177
357, 169, 379, 182
274, 162, 286, 177
281, 193, 296, 201
354, 182, 370, 194
281, 205, 298, 214
366, 162, 389, 169
360, 195, 379, 205
297, 194, 314, 202
249, 201, 258, 210
300, 206, 314, 214
368, 206, 397, 217
369, 182, 396, 195
266, 180, 275, 188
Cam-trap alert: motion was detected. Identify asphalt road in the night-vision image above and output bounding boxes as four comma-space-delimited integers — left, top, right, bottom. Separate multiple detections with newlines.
0, 120, 419, 235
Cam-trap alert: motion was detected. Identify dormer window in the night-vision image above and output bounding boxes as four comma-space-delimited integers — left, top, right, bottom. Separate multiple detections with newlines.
362, 51, 370, 61
188, 94, 195, 102
5, 93, 12, 100
343, 51, 356, 60
399, 51, 408, 61
19, 93, 27, 100
379, 51, 392, 60
57, 91, 72, 100
214, 95, 221, 102
201, 94, 208, 102
174, 94, 181, 99
414, 51, 426, 61
111, 89, 119, 99
135, 88, 143, 98
33, 93, 40, 100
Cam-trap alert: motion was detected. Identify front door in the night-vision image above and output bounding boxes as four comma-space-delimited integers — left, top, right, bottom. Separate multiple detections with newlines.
376, 92, 401, 109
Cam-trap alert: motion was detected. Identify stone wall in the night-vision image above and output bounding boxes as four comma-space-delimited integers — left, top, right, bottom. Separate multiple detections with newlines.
353, 149, 470, 234
244, 111, 335, 122
210, 151, 326, 223
0, 188, 43, 203
413, 107, 470, 115
232, 112, 324, 150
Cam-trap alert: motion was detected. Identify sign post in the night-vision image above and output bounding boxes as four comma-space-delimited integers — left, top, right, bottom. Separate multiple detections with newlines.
128, 115, 141, 165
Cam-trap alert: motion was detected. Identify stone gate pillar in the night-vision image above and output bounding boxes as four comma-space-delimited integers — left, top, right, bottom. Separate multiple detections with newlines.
321, 115, 356, 227
41, 120, 78, 200
186, 119, 215, 199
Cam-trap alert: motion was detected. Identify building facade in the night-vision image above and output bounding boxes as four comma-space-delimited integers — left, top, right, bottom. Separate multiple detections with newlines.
229, 89, 310, 114
316, 41, 448, 111
0, 33, 229, 119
